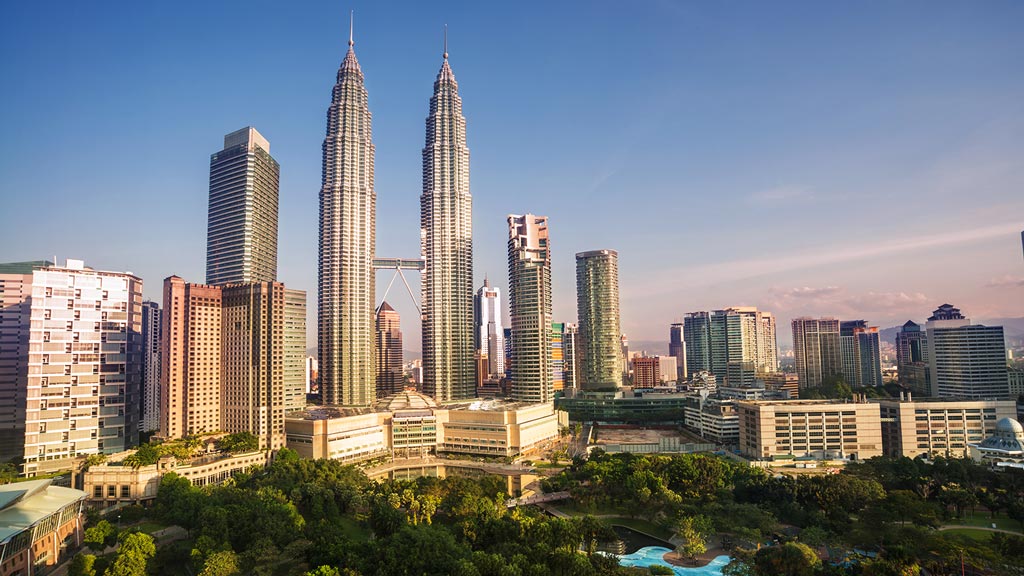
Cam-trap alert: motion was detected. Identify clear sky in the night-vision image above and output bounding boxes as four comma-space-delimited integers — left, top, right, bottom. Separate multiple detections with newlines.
2, 1, 1023, 353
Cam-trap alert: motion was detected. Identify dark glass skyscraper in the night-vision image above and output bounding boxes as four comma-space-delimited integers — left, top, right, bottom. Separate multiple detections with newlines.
206, 127, 279, 286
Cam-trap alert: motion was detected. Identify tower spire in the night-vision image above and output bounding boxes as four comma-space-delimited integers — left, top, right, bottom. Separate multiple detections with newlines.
348, 10, 354, 47
443, 24, 448, 59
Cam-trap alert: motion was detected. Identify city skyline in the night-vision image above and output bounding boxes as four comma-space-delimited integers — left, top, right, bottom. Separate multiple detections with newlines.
2, 3, 1024, 354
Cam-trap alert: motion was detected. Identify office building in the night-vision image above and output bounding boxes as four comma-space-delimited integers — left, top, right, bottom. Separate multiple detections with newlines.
221, 282, 289, 451
1009, 366, 1024, 397
206, 127, 279, 286
762, 372, 799, 399
421, 42, 475, 404
283, 289, 307, 412
0, 261, 48, 462
161, 277, 222, 440
562, 323, 578, 390
683, 396, 739, 445
875, 395, 1015, 458
840, 320, 883, 387
791, 317, 841, 389
551, 323, 565, 392
508, 214, 553, 404
319, 25, 377, 407
575, 250, 622, 391
925, 304, 1009, 398
895, 320, 930, 395
669, 322, 686, 381
632, 356, 660, 388
305, 356, 318, 395
375, 302, 403, 397
472, 279, 504, 379
141, 301, 161, 433
737, 399, 883, 461
620, 334, 630, 383
683, 312, 712, 378
24, 260, 143, 475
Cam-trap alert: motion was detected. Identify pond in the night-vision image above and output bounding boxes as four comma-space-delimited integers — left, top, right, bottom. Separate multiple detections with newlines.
611, 525, 672, 554
618, 547, 732, 576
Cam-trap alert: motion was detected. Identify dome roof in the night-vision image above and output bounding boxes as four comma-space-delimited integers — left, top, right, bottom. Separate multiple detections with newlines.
376, 390, 438, 412
996, 417, 1024, 434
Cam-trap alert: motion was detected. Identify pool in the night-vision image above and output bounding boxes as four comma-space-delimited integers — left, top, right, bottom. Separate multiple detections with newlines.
618, 546, 731, 575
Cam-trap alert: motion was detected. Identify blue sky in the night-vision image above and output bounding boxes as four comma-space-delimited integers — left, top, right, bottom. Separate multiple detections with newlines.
2, 1, 1023, 352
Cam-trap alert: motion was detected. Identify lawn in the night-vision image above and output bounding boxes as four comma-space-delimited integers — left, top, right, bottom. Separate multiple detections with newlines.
941, 528, 995, 541
131, 521, 167, 535
606, 517, 675, 541
337, 516, 371, 542
947, 513, 1022, 533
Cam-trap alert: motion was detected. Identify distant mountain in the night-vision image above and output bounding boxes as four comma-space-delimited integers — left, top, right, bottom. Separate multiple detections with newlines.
880, 317, 1024, 344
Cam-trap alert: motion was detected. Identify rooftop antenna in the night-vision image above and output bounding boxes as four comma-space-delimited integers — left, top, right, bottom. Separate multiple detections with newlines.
443, 24, 448, 59
348, 10, 354, 47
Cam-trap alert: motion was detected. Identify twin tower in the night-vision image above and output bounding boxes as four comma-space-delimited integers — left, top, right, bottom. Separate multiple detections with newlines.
319, 21, 473, 407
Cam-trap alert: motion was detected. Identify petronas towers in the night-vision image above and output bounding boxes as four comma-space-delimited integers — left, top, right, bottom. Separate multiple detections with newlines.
318, 20, 474, 406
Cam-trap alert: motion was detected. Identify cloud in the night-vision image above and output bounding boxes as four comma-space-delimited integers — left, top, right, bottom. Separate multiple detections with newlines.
747, 185, 815, 204
985, 275, 1024, 288
766, 286, 929, 321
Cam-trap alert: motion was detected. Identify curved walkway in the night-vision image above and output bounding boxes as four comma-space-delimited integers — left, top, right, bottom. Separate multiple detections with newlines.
938, 524, 1021, 535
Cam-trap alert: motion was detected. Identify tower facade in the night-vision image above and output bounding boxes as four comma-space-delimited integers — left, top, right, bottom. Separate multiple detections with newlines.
840, 320, 883, 387
508, 214, 553, 404
141, 301, 162, 432
206, 127, 279, 286
562, 323, 578, 390
925, 304, 1008, 398
896, 320, 930, 394
683, 312, 712, 378
669, 322, 686, 381
375, 302, 403, 397
575, 250, 622, 391
791, 317, 842, 389
421, 45, 474, 403
472, 280, 504, 379
318, 28, 376, 406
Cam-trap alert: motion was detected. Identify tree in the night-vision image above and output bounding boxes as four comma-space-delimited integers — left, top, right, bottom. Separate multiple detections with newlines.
84, 520, 117, 550
198, 550, 240, 576
69, 553, 97, 576
305, 567, 342, 576
217, 432, 260, 454
675, 515, 713, 560
103, 533, 155, 576
753, 542, 820, 576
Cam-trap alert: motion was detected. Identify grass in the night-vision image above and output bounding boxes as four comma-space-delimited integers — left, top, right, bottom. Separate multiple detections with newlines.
946, 512, 1022, 533
606, 517, 674, 541
941, 528, 995, 541
130, 521, 167, 535
337, 516, 371, 542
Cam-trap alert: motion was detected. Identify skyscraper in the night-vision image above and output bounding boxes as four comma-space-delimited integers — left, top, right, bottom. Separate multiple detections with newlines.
669, 323, 686, 381
840, 320, 882, 387
925, 304, 1009, 398
508, 214, 553, 404
25, 260, 143, 476
421, 37, 474, 403
791, 317, 842, 389
206, 127, 279, 286
683, 312, 712, 378
318, 21, 376, 407
283, 289, 307, 412
896, 320, 930, 394
551, 323, 565, 393
375, 302, 403, 397
575, 250, 622, 391
686, 308, 778, 386
562, 323, 578, 390
472, 279, 504, 379
141, 301, 162, 433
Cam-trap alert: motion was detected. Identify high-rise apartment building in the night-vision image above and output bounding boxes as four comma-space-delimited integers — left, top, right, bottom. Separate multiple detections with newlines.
925, 304, 1008, 398
375, 302, 403, 397
551, 323, 565, 393
161, 277, 222, 440
141, 301, 161, 433
791, 317, 841, 389
669, 323, 686, 381
896, 320, 930, 395
0, 261, 51, 463
632, 357, 660, 388
686, 308, 778, 386
840, 320, 882, 387
221, 282, 289, 450
21, 260, 143, 475
318, 26, 376, 407
472, 279, 504, 379
575, 250, 622, 391
206, 127, 280, 286
507, 214, 553, 404
683, 312, 712, 379
282, 289, 307, 412
421, 44, 474, 404
562, 323, 578, 390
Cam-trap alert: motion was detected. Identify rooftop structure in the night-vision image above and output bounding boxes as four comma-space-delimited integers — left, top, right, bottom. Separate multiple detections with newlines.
0, 479, 85, 573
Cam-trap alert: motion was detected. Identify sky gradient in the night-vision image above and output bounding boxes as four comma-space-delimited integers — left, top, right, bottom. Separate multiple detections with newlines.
2, 1, 1022, 353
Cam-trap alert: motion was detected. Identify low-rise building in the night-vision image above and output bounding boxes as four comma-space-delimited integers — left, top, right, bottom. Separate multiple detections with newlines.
874, 395, 1015, 458
83, 449, 271, 507
737, 398, 882, 461
284, 392, 563, 463
683, 396, 739, 445
0, 479, 85, 574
